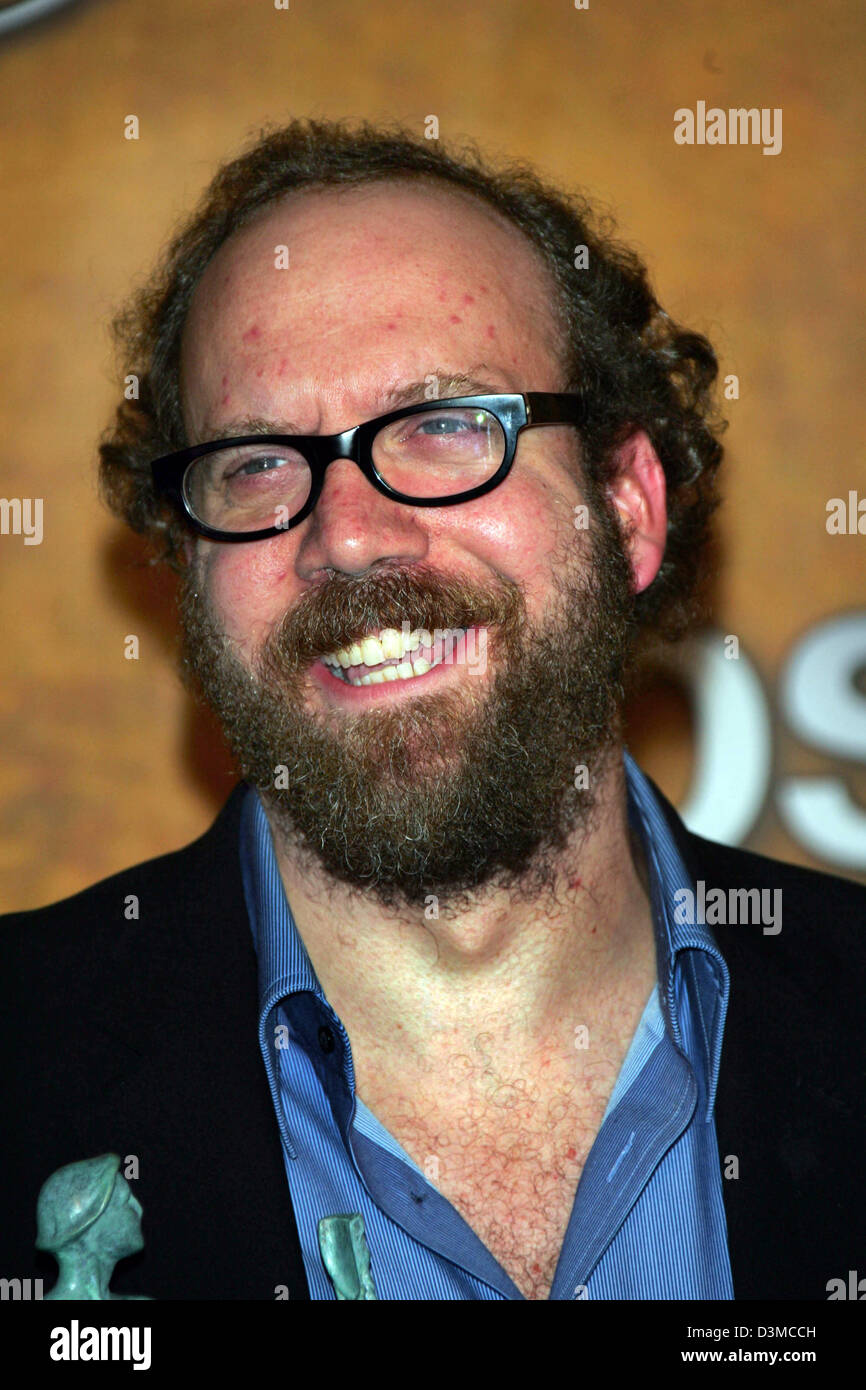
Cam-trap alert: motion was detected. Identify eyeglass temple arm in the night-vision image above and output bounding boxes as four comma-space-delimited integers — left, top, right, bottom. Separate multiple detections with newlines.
525, 392, 587, 425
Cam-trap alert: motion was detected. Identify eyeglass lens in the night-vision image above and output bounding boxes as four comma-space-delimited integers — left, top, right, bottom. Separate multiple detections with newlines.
182, 405, 507, 532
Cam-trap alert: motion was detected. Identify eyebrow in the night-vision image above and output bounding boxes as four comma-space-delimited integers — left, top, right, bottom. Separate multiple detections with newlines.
197, 367, 506, 442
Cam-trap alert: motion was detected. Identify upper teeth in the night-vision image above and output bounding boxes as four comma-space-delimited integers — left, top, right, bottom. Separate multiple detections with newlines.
323, 628, 433, 670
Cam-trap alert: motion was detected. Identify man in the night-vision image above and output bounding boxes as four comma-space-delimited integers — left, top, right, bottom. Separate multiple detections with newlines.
2, 119, 864, 1301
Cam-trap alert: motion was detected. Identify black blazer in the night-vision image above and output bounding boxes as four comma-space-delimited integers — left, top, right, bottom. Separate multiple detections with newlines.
2, 779, 864, 1300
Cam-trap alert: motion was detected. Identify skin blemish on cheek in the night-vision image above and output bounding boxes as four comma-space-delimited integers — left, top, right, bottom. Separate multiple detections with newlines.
486, 323, 497, 338
277, 358, 287, 375
242, 324, 262, 344
462, 293, 475, 305
385, 322, 397, 331
449, 314, 462, 324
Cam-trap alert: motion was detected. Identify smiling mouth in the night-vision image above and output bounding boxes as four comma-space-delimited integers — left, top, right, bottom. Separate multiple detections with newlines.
329, 658, 441, 686
321, 626, 456, 687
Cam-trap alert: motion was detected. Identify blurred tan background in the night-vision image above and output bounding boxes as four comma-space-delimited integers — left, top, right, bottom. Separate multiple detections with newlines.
1, 0, 864, 911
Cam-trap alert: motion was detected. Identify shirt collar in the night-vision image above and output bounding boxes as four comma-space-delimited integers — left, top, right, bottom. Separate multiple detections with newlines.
240, 787, 323, 1016
623, 748, 730, 1118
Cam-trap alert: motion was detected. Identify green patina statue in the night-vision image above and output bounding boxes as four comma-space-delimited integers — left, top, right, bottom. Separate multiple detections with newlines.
317, 1213, 378, 1299
36, 1153, 152, 1300
36, 1154, 375, 1301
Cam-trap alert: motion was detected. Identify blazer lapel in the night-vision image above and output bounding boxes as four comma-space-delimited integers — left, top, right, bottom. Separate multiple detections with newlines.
644, 774, 863, 1299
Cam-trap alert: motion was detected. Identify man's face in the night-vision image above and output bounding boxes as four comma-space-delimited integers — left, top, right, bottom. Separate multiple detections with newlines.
178, 182, 637, 914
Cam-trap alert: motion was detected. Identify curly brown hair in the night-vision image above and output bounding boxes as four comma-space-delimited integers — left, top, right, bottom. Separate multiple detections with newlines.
99, 116, 725, 642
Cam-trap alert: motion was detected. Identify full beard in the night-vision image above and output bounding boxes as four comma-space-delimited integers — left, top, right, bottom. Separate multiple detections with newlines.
178, 494, 637, 917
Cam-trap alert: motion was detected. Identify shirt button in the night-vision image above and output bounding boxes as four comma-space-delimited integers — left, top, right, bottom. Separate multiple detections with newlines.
318, 1025, 335, 1054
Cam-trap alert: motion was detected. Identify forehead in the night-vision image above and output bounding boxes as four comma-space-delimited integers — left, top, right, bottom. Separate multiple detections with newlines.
179, 181, 564, 430
193, 179, 558, 317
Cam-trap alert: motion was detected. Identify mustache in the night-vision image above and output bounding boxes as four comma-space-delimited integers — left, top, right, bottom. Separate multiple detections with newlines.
256, 564, 526, 676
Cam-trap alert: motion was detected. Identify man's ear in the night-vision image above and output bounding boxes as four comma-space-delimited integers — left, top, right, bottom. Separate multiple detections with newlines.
604, 429, 667, 595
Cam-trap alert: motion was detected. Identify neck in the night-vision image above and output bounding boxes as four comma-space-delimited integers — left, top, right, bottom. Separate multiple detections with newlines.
265, 751, 657, 1075
50, 1250, 111, 1300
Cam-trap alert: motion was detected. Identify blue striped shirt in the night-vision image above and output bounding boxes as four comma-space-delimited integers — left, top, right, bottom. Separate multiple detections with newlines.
239, 749, 733, 1299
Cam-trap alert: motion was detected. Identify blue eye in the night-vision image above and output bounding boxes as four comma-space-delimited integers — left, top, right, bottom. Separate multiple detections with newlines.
418, 416, 465, 433
235, 454, 287, 476
415, 413, 486, 434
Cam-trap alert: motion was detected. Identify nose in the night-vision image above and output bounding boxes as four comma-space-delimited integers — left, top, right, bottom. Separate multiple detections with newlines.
294, 454, 430, 579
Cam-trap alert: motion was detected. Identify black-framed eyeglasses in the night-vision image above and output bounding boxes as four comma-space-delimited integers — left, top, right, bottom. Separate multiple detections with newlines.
150, 392, 588, 542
